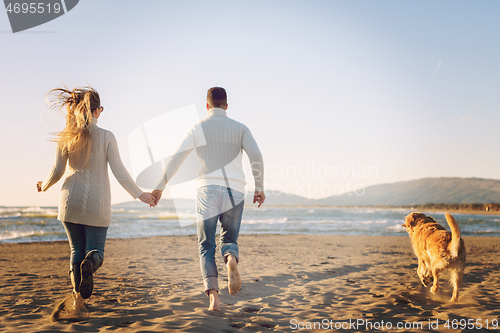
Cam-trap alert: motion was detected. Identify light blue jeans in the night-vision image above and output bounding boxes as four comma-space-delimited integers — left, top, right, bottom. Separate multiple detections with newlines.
196, 185, 245, 293
62, 221, 108, 265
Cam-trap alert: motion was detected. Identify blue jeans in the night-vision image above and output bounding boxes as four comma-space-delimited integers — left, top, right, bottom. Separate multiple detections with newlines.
196, 185, 245, 293
62, 221, 108, 265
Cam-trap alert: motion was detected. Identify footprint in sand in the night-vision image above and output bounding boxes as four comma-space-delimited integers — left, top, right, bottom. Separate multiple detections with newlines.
243, 306, 261, 313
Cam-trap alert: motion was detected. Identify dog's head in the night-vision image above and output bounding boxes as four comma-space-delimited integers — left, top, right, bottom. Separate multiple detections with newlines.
403, 212, 429, 235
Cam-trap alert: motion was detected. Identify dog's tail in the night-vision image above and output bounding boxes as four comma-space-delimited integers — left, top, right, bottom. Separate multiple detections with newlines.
445, 213, 461, 258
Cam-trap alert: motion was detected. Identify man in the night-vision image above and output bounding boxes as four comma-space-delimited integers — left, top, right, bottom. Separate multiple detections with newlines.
152, 87, 265, 311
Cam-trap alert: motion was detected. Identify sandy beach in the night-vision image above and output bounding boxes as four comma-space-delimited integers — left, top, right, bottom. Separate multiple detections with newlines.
1, 234, 499, 332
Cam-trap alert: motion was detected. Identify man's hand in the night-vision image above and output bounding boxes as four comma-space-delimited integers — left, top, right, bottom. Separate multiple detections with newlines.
36, 181, 42, 192
253, 191, 265, 208
152, 189, 163, 206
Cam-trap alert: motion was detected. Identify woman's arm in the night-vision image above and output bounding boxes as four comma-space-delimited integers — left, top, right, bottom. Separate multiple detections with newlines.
107, 132, 148, 199
39, 146, 68, 192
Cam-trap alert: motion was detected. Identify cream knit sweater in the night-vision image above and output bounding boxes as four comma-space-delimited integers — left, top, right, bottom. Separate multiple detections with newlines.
156, 108, 264, 194
42, 118, 143, 227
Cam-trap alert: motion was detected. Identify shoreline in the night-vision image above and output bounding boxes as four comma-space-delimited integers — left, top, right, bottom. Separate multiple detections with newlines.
1, 234, 499, 332
4, 229, 499, 246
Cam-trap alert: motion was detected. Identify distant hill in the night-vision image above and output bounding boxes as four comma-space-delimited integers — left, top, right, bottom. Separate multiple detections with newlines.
112, 178, 500, 208
314, 177, 500, 206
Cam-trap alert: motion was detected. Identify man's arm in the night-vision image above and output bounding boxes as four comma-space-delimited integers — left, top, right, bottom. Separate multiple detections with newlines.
242, 127, 265, 207
152, 126, 197, 204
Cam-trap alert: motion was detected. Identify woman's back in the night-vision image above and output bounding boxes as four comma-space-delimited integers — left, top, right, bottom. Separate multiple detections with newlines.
44, 119, 143, 227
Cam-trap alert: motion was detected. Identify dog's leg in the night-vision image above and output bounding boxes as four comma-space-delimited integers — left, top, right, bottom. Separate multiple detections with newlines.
449, 269, 463, 301
430, 268, 441, 294
418, 260, 432, 287
423, 264, 433, 287
417, 260, 423, 284
417, 259, 426, 286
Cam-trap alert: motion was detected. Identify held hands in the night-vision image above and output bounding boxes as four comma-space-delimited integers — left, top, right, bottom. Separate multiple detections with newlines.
139, 192, 157, 207
253, 191, 265, 208
151, 189, 163, 206
38, 181, 158, 207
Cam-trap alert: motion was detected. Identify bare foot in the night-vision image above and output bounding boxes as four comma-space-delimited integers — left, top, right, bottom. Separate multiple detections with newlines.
208, 290, 220, 311
227, 255, 241, 295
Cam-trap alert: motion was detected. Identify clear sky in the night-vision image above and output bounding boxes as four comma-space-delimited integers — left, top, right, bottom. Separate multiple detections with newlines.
1, 1, 499, 206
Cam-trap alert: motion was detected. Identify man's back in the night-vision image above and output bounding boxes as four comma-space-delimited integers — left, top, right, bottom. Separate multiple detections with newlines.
193, 108, 263, 193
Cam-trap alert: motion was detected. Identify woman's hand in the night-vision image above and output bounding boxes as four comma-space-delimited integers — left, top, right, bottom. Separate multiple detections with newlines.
37, 181, 43, 192
139, 192, 157, 207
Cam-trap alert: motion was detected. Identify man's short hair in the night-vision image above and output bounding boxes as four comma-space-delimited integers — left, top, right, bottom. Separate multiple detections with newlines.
207, 87, 227, 109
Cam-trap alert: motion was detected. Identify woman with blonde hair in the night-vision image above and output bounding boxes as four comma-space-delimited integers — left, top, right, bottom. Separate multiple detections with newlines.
37, 86, 156, 301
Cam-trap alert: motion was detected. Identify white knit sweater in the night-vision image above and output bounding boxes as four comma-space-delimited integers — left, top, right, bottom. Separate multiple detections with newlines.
42, 118, 143, 227
155, 108, 264, 194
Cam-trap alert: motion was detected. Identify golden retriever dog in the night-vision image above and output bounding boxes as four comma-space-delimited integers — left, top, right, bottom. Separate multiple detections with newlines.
403, 212, 466, 301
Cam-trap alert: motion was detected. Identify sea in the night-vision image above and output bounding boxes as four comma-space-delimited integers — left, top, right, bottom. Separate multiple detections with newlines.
1, 205, 499, 244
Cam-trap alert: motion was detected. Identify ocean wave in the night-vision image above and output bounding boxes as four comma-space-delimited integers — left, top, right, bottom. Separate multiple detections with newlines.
356, 209, 377, 214
0, 230, 41, 240
376, 220, 394, 224
387, 224, 405, 232
7, 207, 59, 218
158, 215, 179, 220
472, 230, 495, 234
21, 213, 58, 218
0, 207, 22, 214
0, 213, 22, 219
242, 218, 289, 224
124, 209, 141, 213
315, 220, 350, 224
359, 220, 394, 224
21, 206, 57, 213
0, 207, 58, 219
129, 214, 181, 220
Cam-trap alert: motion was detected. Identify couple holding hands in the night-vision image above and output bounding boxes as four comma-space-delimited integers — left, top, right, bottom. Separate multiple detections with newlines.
37, 86, 265, 311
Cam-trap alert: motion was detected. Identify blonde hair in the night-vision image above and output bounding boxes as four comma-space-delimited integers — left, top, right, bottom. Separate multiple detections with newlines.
47, 87, 101, 169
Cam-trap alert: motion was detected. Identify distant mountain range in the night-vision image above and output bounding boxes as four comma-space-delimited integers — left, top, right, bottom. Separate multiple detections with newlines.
312, 177, 500, 206
113, 177, 500, 208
